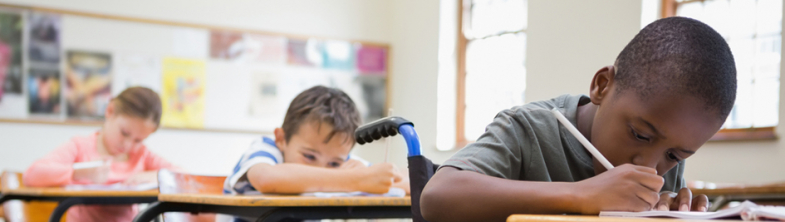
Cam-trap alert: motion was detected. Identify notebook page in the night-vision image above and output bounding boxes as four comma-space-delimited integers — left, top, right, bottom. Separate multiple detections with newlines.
599, 201, 755, 220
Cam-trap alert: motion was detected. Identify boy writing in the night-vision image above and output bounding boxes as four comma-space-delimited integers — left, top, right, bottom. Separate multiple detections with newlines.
421, 17, 736, 222
224, 85, 407, 196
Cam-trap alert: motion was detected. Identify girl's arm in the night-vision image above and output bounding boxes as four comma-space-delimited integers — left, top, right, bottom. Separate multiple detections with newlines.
23, 141, 79, 187
142, 147, 182, 172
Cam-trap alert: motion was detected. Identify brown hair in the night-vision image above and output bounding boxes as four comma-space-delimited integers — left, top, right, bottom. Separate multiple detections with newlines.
112, 87, 162, 127
282, 86, 362, 144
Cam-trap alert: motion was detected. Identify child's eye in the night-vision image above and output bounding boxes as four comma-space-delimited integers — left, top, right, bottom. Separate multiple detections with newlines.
303, 154, 316, 161
121, 130, 130, 137
666, 151, 681, 162
631, 129, 650, 142
328, 162, 341, 168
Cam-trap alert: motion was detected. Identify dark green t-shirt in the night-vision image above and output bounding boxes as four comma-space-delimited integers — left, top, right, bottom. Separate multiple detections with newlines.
442, 94, 685, 192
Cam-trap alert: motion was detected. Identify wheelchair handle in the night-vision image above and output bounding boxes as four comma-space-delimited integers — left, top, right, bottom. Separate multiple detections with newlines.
355, 116, 422, 157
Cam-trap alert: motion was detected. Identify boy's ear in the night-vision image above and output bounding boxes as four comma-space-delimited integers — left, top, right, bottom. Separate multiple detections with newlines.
273, 127, 287, 148
589, 65, 616, 105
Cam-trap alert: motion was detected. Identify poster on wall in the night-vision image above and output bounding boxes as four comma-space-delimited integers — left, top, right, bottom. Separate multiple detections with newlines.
248, 71, 281, 118
357, 75, 386, 122
356, 44, 387, 76
161, 57, 205, 128
210, 30, 287, 64
28, 67, 61, 115
28, 12, 60, 63
209, 30, 243, 60
247, 34, 286, 64
0, 11, 23, 99
322, 40, 355, 70
327, 71, 385, 123
113, 53, 161, 95
65, 50, 112, 119
0, 10, 25, 118
287, 38, 322, 67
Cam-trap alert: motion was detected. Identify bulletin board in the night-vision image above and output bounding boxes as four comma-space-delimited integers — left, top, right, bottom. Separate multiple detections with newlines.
0, 3, 391, 133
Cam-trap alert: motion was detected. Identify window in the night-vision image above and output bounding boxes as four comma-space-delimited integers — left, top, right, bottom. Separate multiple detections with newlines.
663, 0, 781, 140
438, 0, 528, 150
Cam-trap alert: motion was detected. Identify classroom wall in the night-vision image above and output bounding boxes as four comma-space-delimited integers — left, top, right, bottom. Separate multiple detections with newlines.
0, 0, 397, 175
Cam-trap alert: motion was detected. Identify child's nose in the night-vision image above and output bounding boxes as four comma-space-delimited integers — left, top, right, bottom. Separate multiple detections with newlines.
123, 140, 134, 152
631, 154, 658, 169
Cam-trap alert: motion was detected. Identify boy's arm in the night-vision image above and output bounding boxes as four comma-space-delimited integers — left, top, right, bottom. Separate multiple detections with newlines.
421, 165, 665, 222
246, 162, 402, 194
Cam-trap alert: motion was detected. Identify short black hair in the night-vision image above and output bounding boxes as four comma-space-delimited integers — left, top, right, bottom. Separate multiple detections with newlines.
614, 16, 736, 120
281, 86, 362, 144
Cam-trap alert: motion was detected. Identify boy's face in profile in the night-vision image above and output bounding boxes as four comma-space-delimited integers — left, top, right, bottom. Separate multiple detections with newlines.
274, 121, 353, 168
587, 67, 725, 176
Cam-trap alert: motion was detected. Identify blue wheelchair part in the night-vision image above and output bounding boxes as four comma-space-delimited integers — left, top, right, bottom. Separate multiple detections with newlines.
354, 116, 421, 157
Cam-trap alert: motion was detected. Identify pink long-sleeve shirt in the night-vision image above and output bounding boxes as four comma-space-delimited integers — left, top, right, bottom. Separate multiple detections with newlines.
23, 132, 175, 222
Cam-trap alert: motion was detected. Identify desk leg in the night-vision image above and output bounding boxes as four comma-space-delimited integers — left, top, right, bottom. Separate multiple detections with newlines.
257, 206, 412, 222
48, 197, 82, 222
48, 196, 159, 222
133, 202, 170, 222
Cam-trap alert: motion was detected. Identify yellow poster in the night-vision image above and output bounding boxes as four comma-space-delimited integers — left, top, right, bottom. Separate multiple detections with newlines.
161, 57, 205, 128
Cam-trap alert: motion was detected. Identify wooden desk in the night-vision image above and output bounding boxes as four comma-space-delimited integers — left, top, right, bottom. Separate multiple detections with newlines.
0, 171, 158, 222
133, 193, 411, 222
507, 215, 742, 222
691, 182, 785, 211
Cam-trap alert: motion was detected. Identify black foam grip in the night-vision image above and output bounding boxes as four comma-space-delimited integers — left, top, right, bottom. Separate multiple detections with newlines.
354, 116, 413, 145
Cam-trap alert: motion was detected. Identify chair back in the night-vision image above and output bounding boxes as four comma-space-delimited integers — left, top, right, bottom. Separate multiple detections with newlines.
157, 169, 227, 222
1, 171, 62, 222
157, 169, 226, 195
1, 171, 24, 191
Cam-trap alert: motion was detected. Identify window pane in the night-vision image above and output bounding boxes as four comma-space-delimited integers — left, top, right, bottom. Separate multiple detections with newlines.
703, 0, 731, 35
677, 0, 782, 129
467, 0, 527, 38
676, 2, 705, 20
728, 0, 757, 38
757, 0, 783, 35
464, 33, 526, 141
752, 77, 780, 127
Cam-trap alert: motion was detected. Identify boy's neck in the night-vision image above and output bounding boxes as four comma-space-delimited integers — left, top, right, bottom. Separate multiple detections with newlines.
575, 102, 597, 143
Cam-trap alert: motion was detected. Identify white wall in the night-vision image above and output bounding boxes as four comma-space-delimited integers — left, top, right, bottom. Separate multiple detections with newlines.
0, 0, 395, 175
526, 0, 642, 102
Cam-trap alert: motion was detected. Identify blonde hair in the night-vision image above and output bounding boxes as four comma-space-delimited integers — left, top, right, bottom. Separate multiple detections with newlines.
113, 87, 162, 127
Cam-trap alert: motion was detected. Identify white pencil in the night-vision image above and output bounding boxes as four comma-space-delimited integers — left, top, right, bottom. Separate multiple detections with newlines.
550, 108, 615, 170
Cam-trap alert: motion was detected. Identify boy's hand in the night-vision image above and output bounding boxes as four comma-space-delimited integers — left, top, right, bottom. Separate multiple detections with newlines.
575, 164, 664, 214
356, 163, 402, 194
392, 166, 411, 194
656, 188, 709, 212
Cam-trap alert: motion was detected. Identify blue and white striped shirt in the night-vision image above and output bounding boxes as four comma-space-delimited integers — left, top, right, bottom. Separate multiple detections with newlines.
223, 136, 369, 195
